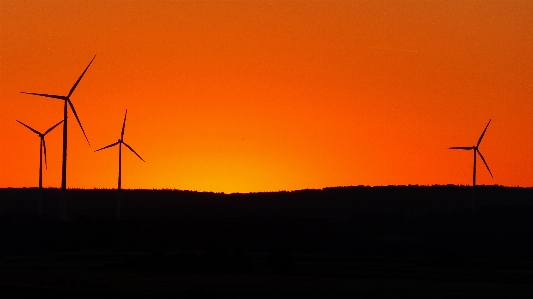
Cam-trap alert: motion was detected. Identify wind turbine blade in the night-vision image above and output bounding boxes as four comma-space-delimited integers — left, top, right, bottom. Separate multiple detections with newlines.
20, 92, 66, 100
477, 119, 491, 147
448, 146, 474, 150
121, 109, 128, 140
123, 142, 145, 162
68, 100, 90, 146
16, 120, 42, 136
94, 141, 119, 152
477, 150, 493, 178
43, 138, 48, 170
44, 120, 64, 135
68, 55, 96, 97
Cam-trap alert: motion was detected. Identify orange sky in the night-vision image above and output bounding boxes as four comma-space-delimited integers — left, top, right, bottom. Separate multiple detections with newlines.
1, 1, 532, 192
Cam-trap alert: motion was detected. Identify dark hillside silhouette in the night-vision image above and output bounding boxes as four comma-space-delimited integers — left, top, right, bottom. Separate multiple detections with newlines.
1, 186, 532, 258
1, 186, 533, 297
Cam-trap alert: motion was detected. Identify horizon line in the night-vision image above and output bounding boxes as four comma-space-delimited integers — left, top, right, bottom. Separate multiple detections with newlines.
1, 184, 530, 194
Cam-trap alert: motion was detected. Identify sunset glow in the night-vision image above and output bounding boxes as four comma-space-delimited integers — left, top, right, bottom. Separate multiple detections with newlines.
1, 1, 532, 192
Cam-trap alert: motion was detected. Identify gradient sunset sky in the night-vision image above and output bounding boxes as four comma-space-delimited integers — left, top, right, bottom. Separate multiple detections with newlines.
1, 1, 532, 192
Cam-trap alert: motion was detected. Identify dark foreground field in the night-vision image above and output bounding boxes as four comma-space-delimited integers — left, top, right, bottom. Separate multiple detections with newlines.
1, 186, 532, 298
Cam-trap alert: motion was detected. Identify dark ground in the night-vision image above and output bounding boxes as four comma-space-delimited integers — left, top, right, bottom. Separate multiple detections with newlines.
1, 186, 532, 298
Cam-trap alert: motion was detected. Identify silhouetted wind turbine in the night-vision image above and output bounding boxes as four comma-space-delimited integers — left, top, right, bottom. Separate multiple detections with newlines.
95, 110, 145, 189
449, 119, 493, 186
21, 56, 95, 190
17, 119, 63, 188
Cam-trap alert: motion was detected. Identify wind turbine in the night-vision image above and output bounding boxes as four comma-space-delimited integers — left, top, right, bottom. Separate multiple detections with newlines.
95, 110, 145, 189
449, 119, 493, 186
17, 119, 63, 188
21, 56, 95, 190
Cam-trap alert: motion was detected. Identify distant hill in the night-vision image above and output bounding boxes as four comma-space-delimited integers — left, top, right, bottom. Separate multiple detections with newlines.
1, 185, 532, 259
0, 185, 531, 220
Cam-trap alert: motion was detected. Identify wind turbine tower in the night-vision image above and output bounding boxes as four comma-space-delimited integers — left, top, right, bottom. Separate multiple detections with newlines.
449, 119, 493, 186
95, 109, 145, 190
21, 56, 96, 190
16, 119, 63, 188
